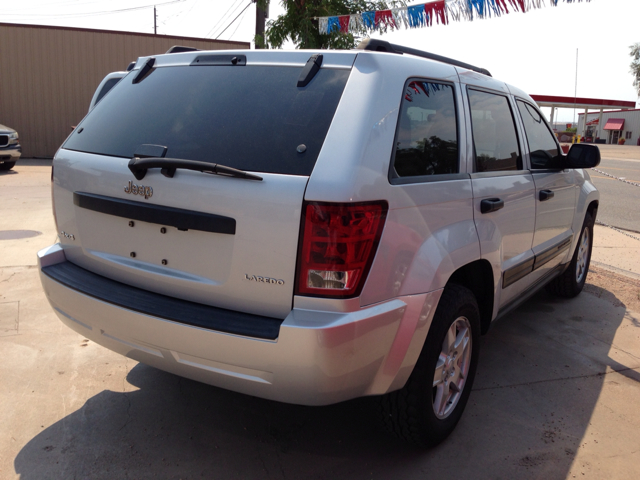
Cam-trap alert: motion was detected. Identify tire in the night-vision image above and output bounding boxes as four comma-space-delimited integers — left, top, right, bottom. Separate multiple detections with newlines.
381, 284, 481, 447
0, 161, 16, 171
546, 212, 593, 298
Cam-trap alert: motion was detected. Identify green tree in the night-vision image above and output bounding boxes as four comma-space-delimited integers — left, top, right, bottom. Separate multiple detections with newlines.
265, 1, 401, 50
631, 43, 640, 97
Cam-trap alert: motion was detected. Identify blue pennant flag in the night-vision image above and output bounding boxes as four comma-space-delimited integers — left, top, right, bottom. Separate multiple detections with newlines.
407, 5, 426, 28
327, 16, 340, 33
362, 11, 376, 29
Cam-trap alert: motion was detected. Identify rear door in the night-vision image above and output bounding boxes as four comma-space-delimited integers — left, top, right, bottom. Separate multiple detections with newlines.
462, 83, 536, 308
54, 52, 355, 319
515, 99, 576, 275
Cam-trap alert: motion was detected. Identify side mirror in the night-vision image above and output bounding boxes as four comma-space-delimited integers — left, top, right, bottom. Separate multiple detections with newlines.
564, 144, 601, 169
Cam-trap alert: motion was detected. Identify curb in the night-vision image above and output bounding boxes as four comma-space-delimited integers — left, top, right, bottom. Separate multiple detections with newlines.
590, 261, 640, 281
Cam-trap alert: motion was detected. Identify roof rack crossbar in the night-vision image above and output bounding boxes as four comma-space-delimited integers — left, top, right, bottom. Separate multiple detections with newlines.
356, 39, 492, 77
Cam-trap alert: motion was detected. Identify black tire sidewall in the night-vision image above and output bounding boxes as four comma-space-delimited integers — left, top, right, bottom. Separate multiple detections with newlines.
573, 213, 594, 291
410, 285, 481, 446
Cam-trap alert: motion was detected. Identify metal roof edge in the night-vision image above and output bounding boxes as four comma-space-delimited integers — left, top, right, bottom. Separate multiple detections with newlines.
0, 22, 250, 47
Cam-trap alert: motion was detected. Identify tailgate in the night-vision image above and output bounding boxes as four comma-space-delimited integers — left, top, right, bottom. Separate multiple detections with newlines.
53, 150, 307, 319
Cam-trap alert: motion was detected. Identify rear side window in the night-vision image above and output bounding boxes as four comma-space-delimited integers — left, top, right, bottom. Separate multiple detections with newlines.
516, 100, 561, 169
64, 65, 350, 176
392, 80, 458, 178
468, 89, 521, 172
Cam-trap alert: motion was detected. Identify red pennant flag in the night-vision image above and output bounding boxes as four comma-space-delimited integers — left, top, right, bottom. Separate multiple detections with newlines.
496, 0, 510, 14
375, 9, 396, 29
338, 15, 350, 33
508, 0, 526, 12
425, 0, 447, 26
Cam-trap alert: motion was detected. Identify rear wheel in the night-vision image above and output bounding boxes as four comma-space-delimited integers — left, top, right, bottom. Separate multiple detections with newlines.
0, 161, 16, 171
546, 212, 593, 298
381, 284, 480, 446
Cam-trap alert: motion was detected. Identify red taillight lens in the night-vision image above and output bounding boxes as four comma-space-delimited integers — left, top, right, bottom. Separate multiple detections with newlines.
296, 201, 388, 298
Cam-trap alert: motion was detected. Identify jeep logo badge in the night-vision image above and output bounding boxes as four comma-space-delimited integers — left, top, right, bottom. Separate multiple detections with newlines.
125, 180, 153, 199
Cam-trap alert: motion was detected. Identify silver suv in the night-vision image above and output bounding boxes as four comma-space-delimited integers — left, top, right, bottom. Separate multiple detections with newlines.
39, 40, 600, 446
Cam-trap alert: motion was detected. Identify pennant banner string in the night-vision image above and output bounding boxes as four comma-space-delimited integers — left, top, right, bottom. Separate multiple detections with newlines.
316, 0, 591, 35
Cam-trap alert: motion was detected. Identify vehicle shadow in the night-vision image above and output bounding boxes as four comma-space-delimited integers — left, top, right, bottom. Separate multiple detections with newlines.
14, 285, 637, 479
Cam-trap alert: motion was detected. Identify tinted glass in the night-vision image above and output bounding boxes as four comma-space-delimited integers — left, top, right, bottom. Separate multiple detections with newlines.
393, 80, 458, 177
516, 100, 561, 169
95, 78, 122, 105
64, 65, 350, 176
468, 90, 521, 172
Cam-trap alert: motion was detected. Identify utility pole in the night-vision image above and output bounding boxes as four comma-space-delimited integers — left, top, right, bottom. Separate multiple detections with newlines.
154, 5, 157, 35
254, 1, 268, 49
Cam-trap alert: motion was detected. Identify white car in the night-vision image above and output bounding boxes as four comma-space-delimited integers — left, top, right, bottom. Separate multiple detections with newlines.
0, 124, 21, 171
39, 39, 600, 446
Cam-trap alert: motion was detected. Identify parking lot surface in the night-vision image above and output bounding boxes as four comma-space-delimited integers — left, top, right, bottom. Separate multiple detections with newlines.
1, 159, 640, 479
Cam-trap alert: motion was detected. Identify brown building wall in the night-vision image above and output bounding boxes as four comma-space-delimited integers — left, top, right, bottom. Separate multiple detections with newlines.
0, 23, 249, 158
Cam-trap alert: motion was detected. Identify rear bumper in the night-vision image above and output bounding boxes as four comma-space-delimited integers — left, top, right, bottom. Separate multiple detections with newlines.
38, 243, 442, 405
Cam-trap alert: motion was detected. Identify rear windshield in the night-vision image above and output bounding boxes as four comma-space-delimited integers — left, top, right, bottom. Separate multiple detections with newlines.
64, 64, 350, 176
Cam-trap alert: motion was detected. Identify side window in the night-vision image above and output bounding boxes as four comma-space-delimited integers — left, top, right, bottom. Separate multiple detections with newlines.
393, 80, 458, 177
516, 100, 561, 169
468, 89, 521, 172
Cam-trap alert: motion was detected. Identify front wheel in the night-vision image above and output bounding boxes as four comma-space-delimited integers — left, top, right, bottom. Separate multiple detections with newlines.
381, 284, 480, 446
0, 161, 16, 171
546, 212, 593, 298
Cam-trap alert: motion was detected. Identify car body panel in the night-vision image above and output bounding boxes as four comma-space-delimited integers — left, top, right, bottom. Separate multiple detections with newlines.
39, 243, 441, 405
53, 149, 309, 319
39, 46, 599, 407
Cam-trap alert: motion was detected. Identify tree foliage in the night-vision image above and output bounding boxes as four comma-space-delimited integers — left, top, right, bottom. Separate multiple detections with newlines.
264, 1, 399, 50
631, 43, 640, 97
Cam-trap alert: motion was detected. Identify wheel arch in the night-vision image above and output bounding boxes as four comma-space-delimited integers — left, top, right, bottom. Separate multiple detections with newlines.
446, 259, 494, 335
586, 199, 598, 221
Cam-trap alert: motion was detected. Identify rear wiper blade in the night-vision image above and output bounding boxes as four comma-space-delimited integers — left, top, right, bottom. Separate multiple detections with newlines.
128, 157, 263, 181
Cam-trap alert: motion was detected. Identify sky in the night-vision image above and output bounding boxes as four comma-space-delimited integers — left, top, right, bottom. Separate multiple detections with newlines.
2, 0, 638, 122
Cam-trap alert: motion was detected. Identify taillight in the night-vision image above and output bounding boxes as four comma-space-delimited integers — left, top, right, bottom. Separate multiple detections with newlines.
296, 201, 388, 298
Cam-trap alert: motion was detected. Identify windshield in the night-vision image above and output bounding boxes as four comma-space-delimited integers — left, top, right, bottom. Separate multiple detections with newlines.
64, 64, 350, 176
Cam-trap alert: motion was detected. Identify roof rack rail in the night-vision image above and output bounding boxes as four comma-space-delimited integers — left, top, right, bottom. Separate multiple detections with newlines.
356, 39, 492, 77
165, 45, 200, 54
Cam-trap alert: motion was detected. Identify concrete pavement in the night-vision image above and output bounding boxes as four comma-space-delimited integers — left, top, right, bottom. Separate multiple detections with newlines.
1, 160, 640, 479
592, 224, 640, 279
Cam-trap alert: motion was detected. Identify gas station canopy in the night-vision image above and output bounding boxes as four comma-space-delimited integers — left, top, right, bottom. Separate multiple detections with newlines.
530, 95, 636, 110
529, 95, 636, 136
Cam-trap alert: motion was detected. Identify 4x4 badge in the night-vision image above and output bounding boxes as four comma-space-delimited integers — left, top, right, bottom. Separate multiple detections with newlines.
124, 180, 153, 199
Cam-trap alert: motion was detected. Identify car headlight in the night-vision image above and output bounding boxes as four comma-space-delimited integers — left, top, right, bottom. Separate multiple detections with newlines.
8, 132, 19, 145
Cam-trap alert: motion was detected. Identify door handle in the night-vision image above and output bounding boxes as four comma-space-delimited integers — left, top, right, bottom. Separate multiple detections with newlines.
539, 189, 555, 201
480, 198, 504, 214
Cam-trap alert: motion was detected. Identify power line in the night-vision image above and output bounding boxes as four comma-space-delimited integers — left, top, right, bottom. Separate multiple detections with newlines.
227, 3, 250, 40
206, 0, 244, 38
214, 1, 251, 40
0, 0, 185, 19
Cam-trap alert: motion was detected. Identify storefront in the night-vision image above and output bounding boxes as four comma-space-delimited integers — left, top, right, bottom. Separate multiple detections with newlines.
530, 95, 638, 145
579, 110, 640, 145
604, 118, 625, 145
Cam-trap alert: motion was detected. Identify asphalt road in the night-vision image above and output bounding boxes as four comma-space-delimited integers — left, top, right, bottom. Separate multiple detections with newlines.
589, 146, 640, 233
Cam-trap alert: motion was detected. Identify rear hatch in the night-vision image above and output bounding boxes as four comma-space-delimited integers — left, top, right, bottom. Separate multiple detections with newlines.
54, 51, 355, 319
